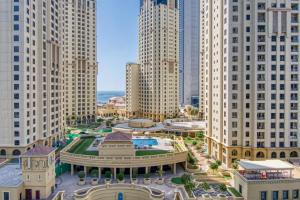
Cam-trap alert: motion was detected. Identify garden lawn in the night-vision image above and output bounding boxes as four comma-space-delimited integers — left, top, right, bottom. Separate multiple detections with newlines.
68, 138, 98, 156
171, 177, 184, 185
135, 150, 169, 156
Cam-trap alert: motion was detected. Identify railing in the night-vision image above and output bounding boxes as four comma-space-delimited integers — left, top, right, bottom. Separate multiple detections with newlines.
234, 170, 300, 184
74, 184, 164, 200
50, 191, 65, 200
60, 138, 188, 168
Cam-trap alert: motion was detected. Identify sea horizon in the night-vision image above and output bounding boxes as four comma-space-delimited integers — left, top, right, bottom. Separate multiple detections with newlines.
97, 90, 125, 103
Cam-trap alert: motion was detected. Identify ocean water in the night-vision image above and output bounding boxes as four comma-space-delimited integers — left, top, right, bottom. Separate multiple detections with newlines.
97, 91, 125, 103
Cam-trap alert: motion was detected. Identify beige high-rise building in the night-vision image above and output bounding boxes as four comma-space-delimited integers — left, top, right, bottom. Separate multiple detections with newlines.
126, 0, 179, 122
125, 63, 140, 118
0, 0, 62, 157
199, 0, 205, 119
60, 0, 98, 125
201, 0, 300, 167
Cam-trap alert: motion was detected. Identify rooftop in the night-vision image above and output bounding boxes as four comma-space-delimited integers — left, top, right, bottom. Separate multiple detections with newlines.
239, 159, 294, 170
104, 132, 132, 141
23, 146, 56, 157
0, 164, 23, 187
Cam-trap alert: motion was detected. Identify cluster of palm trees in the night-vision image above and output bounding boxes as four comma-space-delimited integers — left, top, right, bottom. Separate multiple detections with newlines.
184, 105, 199, 118
65, 115, 96, 126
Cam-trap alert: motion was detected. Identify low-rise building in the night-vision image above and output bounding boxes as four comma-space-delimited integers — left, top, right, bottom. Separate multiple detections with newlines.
0, 146, 56, 200
234, 160, 300, 200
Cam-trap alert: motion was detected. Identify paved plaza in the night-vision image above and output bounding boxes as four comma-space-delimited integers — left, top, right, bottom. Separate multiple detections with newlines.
52, 169, 187, 200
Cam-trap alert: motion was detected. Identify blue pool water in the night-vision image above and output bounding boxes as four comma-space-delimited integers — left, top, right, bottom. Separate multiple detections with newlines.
132, 138, 158, 148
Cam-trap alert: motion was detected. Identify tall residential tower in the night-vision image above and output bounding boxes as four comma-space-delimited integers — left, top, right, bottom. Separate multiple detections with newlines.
201, 0, 300, 167
126, 0, 179, 122
0, 0, 62, 157
179, 0, 200, 107
61, 0, 98, 125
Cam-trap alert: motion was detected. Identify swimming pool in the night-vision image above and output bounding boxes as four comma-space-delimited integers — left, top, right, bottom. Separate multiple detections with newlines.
132, 138, 158, 148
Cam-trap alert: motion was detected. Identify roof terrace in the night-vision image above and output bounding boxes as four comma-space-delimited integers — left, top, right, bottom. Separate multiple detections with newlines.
237, 160, 300, 181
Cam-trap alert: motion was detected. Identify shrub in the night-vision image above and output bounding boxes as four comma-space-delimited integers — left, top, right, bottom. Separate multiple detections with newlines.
188, 152, 197, 165
181, 174, 192, 184
192, 141, 197, 145
186, 136, 192, 140
184, 181, 196, 193
157, 169, 163, 177
202, 182, 210, 191
219, 184, 227, 192
132, 171, 138, 179
104, 171, 112, 179
144, 173, 150, 179
196, 131, 204, 139
91, 170, 98, 178
78, 171, 85, 179
209, 162, 219, 174
216, 160, 222, 166
117, 172, 124, 181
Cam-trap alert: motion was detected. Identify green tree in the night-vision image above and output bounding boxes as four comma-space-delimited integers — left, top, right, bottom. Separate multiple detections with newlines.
91, 170, 98, 178
117, 172, 124, 181
104, 171, 112, 179
78, 171, 85, 179
209, 162, 219, 174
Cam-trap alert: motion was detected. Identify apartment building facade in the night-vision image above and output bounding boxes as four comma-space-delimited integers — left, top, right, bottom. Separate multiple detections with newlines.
202, 0, 300, 167
125, 63, 140, 119
0, 0, 63, 157
0, 0, 98, 157
178, 0, 200, 107
131, 0, 179, 122
60, 0, 97, 126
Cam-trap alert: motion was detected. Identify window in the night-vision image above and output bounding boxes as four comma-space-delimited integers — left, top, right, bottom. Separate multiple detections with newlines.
272, 191, 279, 200
283, 190, 289, 200
293, 190, 299, 199
261, 191, 267, 200
3, 192, 9, 200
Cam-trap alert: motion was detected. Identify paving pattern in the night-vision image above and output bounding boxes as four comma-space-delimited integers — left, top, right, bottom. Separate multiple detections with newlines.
52, 170, 187, 200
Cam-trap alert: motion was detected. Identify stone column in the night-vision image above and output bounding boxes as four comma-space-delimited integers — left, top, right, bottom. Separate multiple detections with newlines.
130, 168, 133, 179
84, 166, 87, 176
173, 163, 177, 175
114, 168, 117, 179
98, 167, 102, 179
145, 166, 149, 174
159, 165, 163, 171
71, 164, 74, 176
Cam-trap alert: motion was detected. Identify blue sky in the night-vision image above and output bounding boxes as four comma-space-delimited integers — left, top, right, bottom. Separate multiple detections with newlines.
97, 0, 139, 91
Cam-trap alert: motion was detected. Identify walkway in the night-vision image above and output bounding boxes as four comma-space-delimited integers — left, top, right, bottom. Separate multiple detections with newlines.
52, 170, 187, 200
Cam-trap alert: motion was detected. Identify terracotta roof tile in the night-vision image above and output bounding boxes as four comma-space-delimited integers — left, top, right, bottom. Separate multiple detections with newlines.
104, 132, 132, 141
22, 146, 56, 156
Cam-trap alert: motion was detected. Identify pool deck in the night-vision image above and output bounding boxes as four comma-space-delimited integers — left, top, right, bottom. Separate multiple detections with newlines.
84, 136, 175, 153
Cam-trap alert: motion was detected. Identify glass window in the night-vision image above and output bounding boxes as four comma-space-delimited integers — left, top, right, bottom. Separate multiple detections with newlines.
261, 191, 267, 200
3, 192, 9, 200
283, 190, 289, 200
293, 190, 299, 199
272, 191, 278, 200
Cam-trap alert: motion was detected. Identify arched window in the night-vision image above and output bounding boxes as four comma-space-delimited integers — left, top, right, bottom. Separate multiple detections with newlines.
280, 152, 286, 158
256, 151, 265, 158
12, 149, 21, 156
0, 149, 6, 156
290, 151, 298, 158
271, 152, 277, 158
245, 151, 251, 157
232, 149, 238, 156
